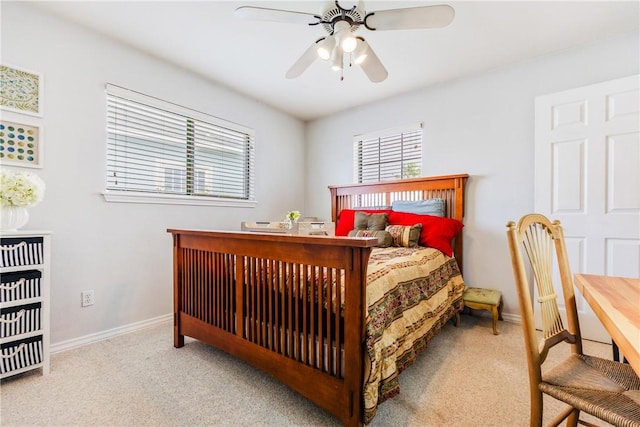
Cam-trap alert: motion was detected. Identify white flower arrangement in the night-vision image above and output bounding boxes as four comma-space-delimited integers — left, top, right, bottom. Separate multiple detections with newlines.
285, 210, 301, 222
0, 170, 46, 207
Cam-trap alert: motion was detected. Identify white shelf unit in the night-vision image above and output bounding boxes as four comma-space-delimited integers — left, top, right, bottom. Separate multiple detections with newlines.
0, 231, 51, 379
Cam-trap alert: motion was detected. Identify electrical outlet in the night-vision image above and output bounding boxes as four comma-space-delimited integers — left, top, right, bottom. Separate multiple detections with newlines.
81, 290, 95, 307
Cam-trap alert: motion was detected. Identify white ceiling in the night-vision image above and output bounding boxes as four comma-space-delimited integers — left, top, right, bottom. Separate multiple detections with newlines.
34, 1, 639, 121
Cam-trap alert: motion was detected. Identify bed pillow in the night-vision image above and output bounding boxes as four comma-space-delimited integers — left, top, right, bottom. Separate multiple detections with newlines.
391, 199, 445, 217
388, 211, 464, 256
348, 230, 393, 247
385, 224, 422, 247
354, 211, 389, 231
335, 208, 392, 236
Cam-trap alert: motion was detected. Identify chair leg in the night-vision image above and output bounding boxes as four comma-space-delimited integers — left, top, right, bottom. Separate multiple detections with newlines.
566, 408, 580, 427
530, 390, 543, 427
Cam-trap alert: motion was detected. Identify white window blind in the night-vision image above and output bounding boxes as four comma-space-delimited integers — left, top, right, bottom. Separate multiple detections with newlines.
105, 84, 255, 205
353, 123, 422, 183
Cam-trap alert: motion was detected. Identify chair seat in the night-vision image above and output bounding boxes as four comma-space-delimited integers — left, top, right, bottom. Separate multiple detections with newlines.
541, 354, 640, 427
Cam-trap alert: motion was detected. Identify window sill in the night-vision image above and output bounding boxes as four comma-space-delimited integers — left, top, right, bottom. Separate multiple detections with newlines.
102, 190, 257, 208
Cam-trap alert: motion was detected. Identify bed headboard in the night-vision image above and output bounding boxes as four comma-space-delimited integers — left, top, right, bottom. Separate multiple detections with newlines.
328, 174, 469, 271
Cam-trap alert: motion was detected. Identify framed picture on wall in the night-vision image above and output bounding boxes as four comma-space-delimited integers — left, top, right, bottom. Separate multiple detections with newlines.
0, 119, 43, 168
0, 64, 44, 117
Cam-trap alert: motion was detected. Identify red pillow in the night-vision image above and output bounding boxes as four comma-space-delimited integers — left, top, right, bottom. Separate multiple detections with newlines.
387, 211, 463, 256
335, 209, 392, 236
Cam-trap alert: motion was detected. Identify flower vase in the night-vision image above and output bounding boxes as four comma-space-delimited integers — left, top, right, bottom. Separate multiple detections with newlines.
0, 206, 29, 232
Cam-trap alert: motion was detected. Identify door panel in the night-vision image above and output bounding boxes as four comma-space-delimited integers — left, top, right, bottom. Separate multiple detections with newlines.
535, 74, 640, 343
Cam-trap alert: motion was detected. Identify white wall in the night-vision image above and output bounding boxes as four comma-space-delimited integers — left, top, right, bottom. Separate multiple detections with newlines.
305, 32, 640, 318
2, 3, 306, 345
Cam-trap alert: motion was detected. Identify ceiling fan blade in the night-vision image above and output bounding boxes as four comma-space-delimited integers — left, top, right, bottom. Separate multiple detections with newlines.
358, 41, 388, 83
365, 4, 455, 31
286, 42, 319, 79
235, 6, 319, 25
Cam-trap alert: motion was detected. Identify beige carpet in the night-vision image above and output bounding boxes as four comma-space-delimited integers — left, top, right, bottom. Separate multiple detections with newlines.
0, 315, 613, 426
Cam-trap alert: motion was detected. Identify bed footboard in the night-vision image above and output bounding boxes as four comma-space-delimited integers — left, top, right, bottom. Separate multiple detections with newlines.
168, 229, 377, 427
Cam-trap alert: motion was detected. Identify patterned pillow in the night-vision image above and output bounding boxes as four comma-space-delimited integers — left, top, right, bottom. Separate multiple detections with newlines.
385, 223, 422, 247
354, 211, 389, 231
348, 230, 393, 248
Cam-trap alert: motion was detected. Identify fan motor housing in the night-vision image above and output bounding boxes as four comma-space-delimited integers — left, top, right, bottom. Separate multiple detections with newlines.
321, 1, 364, 34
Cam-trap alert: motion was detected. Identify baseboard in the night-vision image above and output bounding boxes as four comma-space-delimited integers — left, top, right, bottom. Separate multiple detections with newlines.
50, 313, 172, 354
501, 312, 520, 323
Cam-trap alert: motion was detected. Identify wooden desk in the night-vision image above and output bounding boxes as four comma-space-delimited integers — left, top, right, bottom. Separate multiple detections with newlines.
574, 274, 640, 375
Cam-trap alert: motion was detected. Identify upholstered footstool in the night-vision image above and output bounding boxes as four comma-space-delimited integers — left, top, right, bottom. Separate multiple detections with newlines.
462, 287, 504, 335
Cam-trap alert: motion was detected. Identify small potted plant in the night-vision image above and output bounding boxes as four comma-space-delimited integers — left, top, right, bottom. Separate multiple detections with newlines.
285, 210, 301, 229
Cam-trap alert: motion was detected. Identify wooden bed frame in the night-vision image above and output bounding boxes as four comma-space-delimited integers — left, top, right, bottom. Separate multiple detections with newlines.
168, 174, 468, 427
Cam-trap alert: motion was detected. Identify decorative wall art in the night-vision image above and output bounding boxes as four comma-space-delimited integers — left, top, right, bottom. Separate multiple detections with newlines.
0, 64, 43, 116
0, 119, 42, 168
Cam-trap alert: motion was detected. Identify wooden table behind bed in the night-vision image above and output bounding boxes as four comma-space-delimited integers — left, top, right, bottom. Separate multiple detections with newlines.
168, 174, 468, 427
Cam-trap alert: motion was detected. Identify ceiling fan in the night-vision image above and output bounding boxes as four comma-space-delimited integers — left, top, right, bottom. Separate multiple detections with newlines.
235, 1, 455, 83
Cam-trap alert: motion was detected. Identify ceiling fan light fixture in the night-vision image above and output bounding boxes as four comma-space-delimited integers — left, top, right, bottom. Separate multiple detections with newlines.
341, 35, 357, 53
316, 35, 335, 60
236, 1, 455, 82
333, 20, 357, 53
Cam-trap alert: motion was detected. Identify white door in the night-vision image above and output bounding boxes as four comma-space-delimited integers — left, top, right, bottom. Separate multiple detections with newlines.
534, 75, 640, 343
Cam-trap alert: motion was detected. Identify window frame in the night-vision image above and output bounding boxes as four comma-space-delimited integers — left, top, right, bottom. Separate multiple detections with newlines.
353, 122, 423, 184
103, 84, 256, 207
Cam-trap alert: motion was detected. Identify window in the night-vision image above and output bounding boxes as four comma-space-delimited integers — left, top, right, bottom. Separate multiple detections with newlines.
104, 84, 255, 206
353, 123, 422, 183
